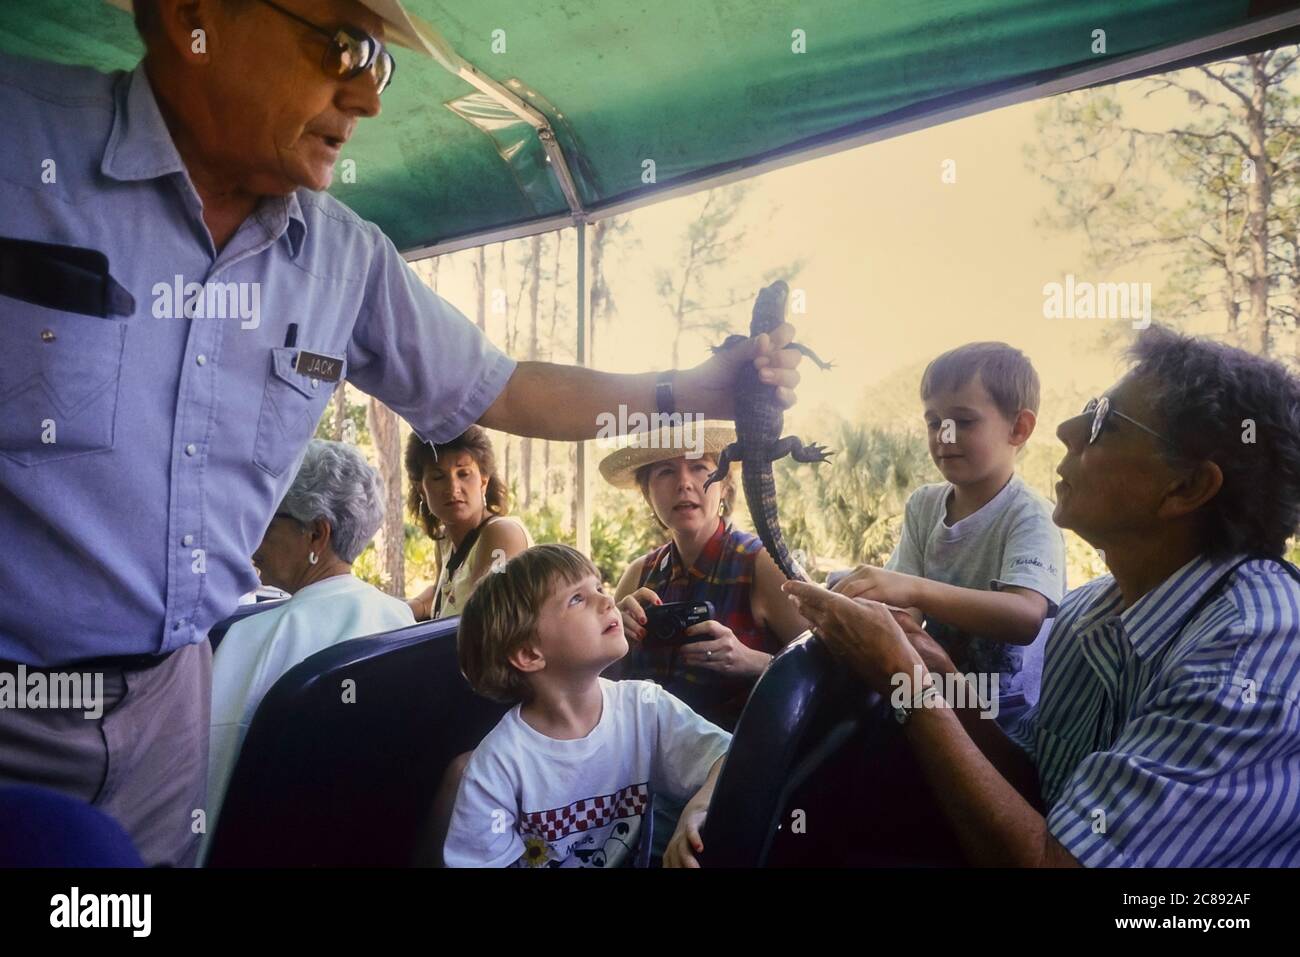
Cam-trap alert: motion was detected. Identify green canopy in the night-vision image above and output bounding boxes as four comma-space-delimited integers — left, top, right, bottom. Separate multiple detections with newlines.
3, 1, 1299, 255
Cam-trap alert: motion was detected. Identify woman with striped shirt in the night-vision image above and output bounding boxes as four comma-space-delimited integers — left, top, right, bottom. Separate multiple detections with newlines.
791, 327, 1300, 867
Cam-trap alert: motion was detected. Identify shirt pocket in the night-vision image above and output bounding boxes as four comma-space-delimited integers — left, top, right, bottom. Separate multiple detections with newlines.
253, 346, 344, 478
0, 296, 126, 466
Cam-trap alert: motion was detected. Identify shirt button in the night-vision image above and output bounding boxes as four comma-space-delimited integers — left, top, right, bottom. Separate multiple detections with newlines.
182, 534, 194, 547
185, 443, 197, 457
311, 378, 320, 389
196, 354, 207, 366
41, 329, 56, 343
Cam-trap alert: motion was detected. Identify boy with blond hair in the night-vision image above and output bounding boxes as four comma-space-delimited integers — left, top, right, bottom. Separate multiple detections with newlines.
834, 342, 1066, 701
443, 544, 731, 868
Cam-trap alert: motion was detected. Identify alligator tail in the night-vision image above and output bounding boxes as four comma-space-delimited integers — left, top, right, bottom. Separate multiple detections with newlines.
742, 465, 808, 582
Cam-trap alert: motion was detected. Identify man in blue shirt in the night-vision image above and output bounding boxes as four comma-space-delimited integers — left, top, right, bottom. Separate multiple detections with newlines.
0, 0, 804, 866
792, 326, 1300, 867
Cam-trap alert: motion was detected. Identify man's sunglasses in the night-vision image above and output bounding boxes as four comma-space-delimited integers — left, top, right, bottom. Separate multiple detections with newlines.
1081, 396, 1174, 447
260, 0, 396, 95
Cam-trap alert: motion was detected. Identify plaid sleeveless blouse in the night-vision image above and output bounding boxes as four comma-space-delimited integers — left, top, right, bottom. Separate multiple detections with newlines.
629, 518, 775, 730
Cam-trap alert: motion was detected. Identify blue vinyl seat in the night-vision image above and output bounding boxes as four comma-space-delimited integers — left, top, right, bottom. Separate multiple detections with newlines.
205, 615, 507, 867
0, 785, 144, 867
700, 633, 888, 867
701, 632, 966, 867
207, 597, 289, 653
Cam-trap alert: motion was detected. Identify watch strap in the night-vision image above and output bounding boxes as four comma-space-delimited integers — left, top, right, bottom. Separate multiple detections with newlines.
893, 680, 943, 725
655, 372, 676, 416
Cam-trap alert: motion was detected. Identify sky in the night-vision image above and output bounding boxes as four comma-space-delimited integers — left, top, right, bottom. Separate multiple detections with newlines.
378, 51, 1285, 586
419, 70, 1214, 446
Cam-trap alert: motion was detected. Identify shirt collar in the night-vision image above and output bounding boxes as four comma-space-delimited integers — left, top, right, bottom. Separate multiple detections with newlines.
1078, 552, 1242, 660
102, 62, 308, 259
256, 191, 308, 259
290, 574, 365, 600
101, 62, 187, 183
1120, 552, 1244, 658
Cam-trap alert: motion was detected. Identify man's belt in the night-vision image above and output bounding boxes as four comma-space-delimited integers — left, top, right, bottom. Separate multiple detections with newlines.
0, 649, 177, 675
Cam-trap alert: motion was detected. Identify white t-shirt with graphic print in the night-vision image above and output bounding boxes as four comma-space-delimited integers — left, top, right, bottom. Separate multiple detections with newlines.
443, 678, 731, 868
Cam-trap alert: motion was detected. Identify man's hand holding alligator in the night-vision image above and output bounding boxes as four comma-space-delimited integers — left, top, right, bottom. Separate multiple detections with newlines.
675, 319, 804, 417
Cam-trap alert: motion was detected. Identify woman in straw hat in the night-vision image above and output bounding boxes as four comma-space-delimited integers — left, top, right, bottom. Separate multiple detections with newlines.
600, 421, 810, 732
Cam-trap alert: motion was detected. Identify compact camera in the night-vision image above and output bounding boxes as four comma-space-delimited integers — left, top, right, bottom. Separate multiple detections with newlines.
642, 600, 715, 647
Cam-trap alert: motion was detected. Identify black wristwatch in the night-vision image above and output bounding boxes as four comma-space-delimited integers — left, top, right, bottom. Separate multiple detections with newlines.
655, 371, 676, 415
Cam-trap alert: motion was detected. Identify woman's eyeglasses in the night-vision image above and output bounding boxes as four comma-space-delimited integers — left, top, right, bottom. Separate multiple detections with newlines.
1081, 396, 1174, 447
259, 0, 396, 95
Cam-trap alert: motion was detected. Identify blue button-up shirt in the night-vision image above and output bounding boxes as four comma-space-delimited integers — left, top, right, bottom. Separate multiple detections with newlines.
0, 55, 516, 665
1007, 554, 1300, 866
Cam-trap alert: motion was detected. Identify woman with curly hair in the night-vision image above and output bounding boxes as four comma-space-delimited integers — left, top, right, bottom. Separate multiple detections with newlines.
800, 326, 1300, 867
405, 426, 532, 621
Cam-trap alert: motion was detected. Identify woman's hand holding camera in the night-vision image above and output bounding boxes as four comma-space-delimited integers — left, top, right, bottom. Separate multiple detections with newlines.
618, 588, 661, 642
678, 621, 771, 677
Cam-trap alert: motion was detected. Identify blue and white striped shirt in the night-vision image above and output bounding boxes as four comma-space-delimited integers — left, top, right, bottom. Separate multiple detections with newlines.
1007, 554, 1300, 867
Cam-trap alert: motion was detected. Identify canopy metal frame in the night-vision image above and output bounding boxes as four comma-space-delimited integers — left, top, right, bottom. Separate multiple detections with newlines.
403, 4, 1300, 261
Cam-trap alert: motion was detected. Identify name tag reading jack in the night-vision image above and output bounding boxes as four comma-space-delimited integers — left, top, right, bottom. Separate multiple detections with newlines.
294, 351, 343, 382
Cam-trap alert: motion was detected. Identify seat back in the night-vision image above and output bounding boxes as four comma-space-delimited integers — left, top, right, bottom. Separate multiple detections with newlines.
206, 615, 508, 867
208, 598, 288, 652
0, 786, 144, 867
700, 633, 885, 867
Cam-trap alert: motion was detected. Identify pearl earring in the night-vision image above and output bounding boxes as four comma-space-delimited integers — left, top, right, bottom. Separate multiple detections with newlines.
309, 551, 318, 565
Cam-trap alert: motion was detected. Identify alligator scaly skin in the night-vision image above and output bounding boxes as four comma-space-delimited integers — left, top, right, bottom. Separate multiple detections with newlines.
704, 280, 832, 581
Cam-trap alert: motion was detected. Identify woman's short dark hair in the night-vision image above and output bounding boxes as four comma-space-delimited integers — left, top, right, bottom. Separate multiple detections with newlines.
404, 426, 509, 542
1128, 325, 1300, 558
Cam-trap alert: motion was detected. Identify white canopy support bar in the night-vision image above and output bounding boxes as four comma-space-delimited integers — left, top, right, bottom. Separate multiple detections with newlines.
411, 19, 586, 218
574, 219, 592, 557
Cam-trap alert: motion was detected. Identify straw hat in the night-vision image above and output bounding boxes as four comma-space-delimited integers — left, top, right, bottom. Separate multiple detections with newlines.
598, 421, 737, 490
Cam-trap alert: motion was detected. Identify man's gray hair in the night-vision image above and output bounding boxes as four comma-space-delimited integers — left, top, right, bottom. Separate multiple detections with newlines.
279, 440, 386, 564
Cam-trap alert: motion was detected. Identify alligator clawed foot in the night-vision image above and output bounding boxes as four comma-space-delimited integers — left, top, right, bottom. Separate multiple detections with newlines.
792, 443, 834, 464
786, 343, 834, 371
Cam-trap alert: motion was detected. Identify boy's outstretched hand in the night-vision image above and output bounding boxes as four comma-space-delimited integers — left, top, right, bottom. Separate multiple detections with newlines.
664, 803, 709, 868
830, 564, 920, 607
784, 580, 925, 697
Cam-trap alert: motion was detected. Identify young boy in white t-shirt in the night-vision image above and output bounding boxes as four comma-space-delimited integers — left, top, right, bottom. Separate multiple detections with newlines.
443, 544, 731, 868
832, 342, 1066, 700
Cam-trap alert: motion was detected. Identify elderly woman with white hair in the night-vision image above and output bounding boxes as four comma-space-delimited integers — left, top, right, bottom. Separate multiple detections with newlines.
205, 440, 415, 839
